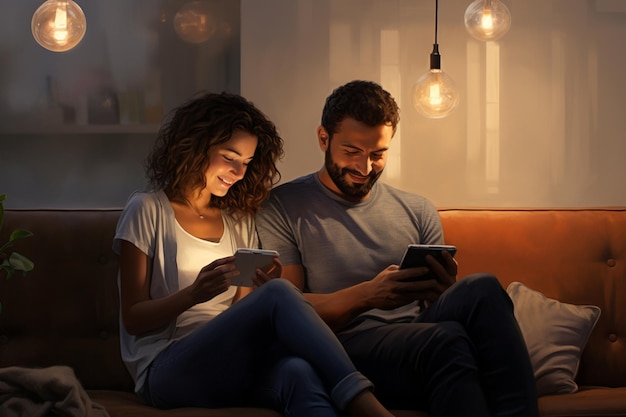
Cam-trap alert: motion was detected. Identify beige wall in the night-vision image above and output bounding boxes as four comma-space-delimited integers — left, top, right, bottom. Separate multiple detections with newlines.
242, 0, 626, 208
1, 0, 624, 208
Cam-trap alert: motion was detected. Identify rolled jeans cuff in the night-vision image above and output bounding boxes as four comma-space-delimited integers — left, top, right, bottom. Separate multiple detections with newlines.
330, 371, 374, 410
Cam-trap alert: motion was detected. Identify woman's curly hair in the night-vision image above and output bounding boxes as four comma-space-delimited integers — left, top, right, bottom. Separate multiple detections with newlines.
145, 91, 284, 217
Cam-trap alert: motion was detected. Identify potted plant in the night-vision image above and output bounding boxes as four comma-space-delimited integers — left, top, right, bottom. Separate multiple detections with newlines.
0, 194, 34, 314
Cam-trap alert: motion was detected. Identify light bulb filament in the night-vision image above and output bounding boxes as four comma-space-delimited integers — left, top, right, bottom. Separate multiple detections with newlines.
428, 83, 443, 106
481, 8, 494, 34
52, 4, 69, 44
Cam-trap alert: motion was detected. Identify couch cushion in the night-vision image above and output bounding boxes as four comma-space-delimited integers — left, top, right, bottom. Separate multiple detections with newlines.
507, 282, 601, 396
440, 208, 626, 388
88, 390, 428, 417
0, 209, 133, 391
89, 390, 282, 417
538, 386, 626, 417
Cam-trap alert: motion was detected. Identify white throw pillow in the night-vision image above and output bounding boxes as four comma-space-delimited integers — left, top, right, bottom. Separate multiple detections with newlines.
506, 281, 601, 396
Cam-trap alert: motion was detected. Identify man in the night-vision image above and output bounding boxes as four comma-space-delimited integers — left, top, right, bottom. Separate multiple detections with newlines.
256, 80, 539, 417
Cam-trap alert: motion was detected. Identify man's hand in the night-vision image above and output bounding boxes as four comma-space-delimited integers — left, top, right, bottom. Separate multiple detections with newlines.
421, 250, 458, 303
363, 249, 457, 310
362, 265, 439, 310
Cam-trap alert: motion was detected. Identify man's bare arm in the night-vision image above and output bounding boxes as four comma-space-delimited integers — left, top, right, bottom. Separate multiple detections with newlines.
281, 264, 438, 332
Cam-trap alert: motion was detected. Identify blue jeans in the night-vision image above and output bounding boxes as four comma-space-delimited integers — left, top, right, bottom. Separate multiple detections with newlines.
339, 273, 539, 417
144, 279, 372, 417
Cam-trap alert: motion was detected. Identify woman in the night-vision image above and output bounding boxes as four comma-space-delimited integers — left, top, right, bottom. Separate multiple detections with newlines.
113, 91, 394, 417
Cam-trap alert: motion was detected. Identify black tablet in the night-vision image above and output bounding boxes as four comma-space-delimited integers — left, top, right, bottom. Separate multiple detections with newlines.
399, 244, 457, 280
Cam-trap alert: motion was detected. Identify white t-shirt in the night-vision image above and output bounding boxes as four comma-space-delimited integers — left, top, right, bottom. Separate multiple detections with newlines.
173, 218, 236, 340
113, 190, 258, 393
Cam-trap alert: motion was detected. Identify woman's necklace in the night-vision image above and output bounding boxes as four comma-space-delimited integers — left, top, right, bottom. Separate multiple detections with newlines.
185, 199, 206, 219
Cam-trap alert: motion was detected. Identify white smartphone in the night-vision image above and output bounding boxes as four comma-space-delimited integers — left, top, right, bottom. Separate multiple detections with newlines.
399, 244, 457, 280
232, 248, 279, 286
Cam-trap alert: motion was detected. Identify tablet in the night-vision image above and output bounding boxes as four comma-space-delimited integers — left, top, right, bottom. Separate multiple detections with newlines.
231, 248, 279, 286
399, 244, 457, 280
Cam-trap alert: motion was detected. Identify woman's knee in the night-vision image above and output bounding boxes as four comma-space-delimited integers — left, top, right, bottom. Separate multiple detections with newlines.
255, 278, 306, 307
257, 278, 299, 296
275, 356, 317, 381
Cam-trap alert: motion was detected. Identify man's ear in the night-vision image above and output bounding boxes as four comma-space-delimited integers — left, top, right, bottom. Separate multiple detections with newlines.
317, 126, 329, 151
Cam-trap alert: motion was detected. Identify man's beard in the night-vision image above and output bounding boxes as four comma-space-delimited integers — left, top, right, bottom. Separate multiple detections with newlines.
324, 149, 383, 199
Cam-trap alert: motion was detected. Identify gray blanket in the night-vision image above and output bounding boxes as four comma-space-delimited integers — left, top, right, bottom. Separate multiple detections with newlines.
0, 365, 109, 417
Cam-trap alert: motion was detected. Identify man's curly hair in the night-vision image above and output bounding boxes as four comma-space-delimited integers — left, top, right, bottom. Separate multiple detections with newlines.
321, 80, 400, 139
145, 91, 284, 216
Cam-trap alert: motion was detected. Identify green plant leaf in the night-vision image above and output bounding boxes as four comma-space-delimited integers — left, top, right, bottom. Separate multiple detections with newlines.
0, 229, 35, 255
9, 252, 34, 272
0, 193, 5, 231
0, 194, 34, 316
1, 260, 15, 279
10, 229, 34, 241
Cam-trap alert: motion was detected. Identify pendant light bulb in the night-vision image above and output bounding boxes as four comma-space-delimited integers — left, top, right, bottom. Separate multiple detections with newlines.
174, 1, 217, 44
31, 0, 86, 52
464, 0, 511, 41
413, 46, 459, 119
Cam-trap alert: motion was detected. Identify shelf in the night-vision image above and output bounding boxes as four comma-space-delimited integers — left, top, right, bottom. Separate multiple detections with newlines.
0, 124, 160, 135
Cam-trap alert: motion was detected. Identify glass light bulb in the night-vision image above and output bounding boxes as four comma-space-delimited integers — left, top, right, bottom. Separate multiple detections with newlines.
31, 0, 86, 52
174, 1, 217, 44
413, 69, 459, 119
464, 0, 511, 41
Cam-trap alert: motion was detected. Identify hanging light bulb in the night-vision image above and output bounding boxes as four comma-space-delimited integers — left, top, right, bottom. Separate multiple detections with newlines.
31, 0, 86, 52
173, 1, 217, 44
464, 0, 511, 41
413, 0, 459, 119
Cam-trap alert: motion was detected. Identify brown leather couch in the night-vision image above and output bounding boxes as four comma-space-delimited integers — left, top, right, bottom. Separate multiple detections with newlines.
1, 208, 625, 417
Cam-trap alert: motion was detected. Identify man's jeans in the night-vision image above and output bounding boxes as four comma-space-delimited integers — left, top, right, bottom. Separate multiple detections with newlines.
339, 273, 539, 417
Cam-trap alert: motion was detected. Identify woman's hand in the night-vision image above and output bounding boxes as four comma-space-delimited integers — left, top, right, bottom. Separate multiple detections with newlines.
188, 255, 237, 305
251, 257, 282, 288
120, 242, 239, 335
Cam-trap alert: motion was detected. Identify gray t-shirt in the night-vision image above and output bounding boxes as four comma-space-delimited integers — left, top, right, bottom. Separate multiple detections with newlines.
256, 173, 444, 333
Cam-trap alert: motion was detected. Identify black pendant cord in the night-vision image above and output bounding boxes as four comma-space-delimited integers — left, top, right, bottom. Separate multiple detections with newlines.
434, 0, 439, 46
430, 0, 442, 70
